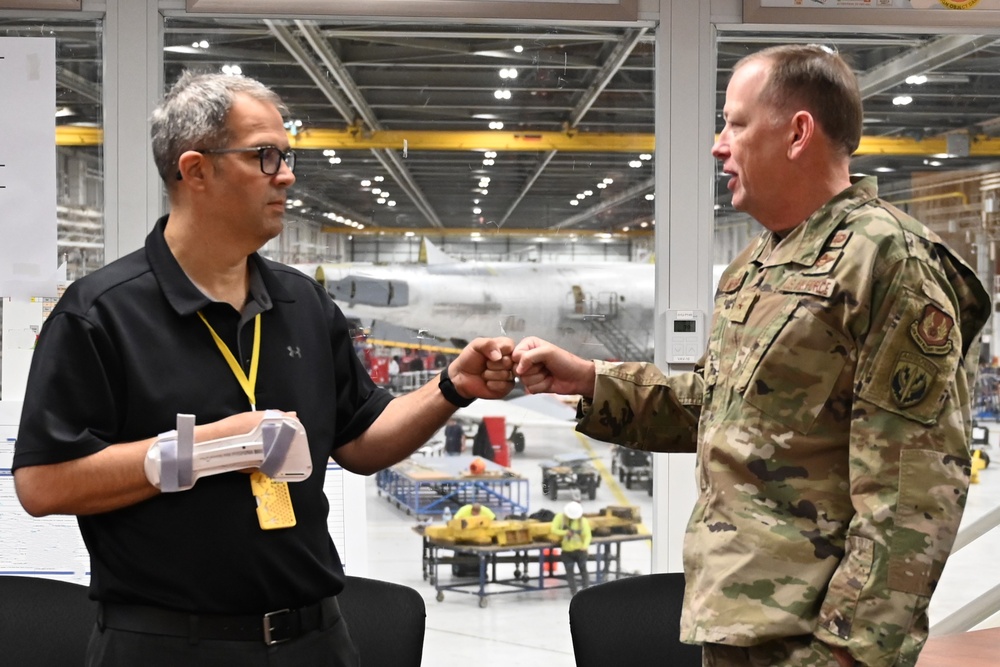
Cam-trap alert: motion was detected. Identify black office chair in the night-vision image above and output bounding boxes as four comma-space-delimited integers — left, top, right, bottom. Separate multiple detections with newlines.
338, 575, 426, 667
569, 572, 701, 667
0, 575, 97, 666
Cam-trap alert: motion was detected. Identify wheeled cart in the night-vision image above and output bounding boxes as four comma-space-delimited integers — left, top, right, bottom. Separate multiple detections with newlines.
419, 531, 652, 607
376, 455, 529, 518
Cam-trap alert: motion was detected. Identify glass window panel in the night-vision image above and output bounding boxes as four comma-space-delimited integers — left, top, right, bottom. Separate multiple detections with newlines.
0, 17, 103, 279
163, 17, 657, 363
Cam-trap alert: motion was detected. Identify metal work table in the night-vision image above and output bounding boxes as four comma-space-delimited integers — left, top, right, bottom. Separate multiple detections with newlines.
376, 455, 528, 518
419, 529, 652, 607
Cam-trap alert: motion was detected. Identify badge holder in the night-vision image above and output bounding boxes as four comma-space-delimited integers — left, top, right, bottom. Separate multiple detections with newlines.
251, 472, 297, 530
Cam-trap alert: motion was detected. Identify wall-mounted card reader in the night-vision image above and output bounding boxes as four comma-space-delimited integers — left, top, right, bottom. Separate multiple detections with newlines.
665, 310, 705, 364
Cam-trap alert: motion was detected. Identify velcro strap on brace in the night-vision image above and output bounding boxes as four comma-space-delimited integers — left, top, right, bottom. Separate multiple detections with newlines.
175, 414, 195, 489
258, 421, 297, 478
158, 414, 196, 493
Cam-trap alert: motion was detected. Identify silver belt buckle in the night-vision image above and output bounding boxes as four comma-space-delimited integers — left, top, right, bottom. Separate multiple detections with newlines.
262, 608, 292, 645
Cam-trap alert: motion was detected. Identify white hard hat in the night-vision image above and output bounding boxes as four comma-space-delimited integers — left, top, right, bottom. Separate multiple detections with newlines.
564, 501, 583, 520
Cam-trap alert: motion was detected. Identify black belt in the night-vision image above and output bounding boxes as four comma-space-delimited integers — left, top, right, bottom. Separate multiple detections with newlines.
97, 596, 340, 646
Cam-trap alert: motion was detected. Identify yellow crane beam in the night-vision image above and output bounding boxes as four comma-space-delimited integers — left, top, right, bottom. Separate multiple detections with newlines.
54, 125, 1000, 157
319, 226, 654, 237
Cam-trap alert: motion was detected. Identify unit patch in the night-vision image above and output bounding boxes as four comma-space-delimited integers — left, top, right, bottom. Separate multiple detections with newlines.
910, 304, 954, 355
891, 351, 938, 408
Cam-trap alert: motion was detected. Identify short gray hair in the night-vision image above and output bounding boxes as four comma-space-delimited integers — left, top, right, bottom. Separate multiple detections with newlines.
150, 71, 288, 185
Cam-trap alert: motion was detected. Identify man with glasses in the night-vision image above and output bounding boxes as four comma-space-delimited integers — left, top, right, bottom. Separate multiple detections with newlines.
13, 71, 516, 666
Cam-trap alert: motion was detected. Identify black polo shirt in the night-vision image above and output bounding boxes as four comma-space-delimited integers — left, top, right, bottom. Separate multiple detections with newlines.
14, 215, 393, 613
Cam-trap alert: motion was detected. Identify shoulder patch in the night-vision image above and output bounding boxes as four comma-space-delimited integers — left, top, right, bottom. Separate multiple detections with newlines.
891, 351, 938, 408
910, 304, 954, 356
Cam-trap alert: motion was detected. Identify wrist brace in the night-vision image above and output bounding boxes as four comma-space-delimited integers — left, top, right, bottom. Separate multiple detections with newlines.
144, 411, 313, 492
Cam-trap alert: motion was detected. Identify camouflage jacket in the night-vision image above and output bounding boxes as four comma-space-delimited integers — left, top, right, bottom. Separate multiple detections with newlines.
577, 177, 990, 666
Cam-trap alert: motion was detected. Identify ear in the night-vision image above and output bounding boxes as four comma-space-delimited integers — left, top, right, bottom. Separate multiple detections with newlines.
176, 150, 212, 190
787, 110, 814, 160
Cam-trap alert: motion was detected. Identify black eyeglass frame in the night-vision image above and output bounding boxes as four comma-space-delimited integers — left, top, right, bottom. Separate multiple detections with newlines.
196, 145, 296, 175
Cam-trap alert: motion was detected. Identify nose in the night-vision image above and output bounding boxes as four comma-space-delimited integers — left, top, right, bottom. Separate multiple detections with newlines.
273, 160, 296, 187
711, 131, 729, 161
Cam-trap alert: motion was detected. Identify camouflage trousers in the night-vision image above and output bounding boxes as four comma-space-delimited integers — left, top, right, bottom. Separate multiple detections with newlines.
703, 635, 851, 667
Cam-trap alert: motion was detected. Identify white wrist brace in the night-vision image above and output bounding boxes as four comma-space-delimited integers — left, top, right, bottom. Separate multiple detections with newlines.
144, 411, 313, 492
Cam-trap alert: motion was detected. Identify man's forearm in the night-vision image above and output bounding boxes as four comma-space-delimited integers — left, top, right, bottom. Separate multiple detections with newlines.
15, 440, 158, 516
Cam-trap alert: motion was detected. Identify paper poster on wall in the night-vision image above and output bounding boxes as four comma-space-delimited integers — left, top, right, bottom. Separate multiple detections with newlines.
1, 300, 44, 402
759, 0, 1000, 8
325, 462, 369, 577
0, 38, 57, 300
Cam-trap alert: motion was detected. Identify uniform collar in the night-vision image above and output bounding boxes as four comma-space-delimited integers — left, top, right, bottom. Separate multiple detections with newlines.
754, 176, 878, 268
146, 215, 293, 317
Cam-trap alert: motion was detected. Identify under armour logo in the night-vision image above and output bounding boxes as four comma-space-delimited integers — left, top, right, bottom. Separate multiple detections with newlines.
287, 346, 301, 358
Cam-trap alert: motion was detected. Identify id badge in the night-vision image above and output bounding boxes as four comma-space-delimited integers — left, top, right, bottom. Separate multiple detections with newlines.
250, 471, 297, 530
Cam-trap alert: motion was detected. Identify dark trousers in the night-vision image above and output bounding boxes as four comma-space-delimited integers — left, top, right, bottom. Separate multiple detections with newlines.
86, 602, 359, 667
561, 548, 590, 595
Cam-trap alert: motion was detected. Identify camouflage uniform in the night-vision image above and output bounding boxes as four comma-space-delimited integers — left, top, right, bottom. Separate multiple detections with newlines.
576, 177, 990, 666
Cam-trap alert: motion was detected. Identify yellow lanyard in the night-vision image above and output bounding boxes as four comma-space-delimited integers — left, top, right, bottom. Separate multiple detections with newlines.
197, 311, 261, 410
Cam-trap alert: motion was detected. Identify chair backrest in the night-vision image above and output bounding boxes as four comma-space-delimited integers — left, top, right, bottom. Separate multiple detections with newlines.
0, 575, 97, 666
338, 575, 426, 667
569, 572, 702, 667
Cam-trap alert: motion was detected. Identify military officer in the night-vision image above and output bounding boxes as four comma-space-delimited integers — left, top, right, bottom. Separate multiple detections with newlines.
513, 44, 990, 667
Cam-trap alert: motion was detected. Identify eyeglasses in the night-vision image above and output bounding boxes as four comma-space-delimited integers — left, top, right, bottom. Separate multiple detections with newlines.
197, 145, 296, 175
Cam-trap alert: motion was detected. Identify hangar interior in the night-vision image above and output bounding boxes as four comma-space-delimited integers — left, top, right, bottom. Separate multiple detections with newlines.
14, 3, 1000, 284
3, 1, 1000, 664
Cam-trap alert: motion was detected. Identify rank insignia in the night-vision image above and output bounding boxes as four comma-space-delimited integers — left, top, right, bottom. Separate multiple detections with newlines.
828, 230, 852, 249
719, 269, 747, 294
910, 304, 954, 355
891, 351, 937, 408
803, 249, 842, 276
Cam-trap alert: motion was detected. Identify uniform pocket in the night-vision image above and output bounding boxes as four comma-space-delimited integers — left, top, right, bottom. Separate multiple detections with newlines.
744, 304, 851, 434
887, 448, 969, 596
